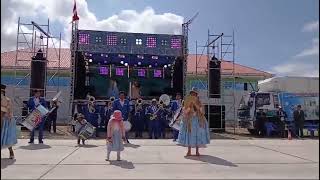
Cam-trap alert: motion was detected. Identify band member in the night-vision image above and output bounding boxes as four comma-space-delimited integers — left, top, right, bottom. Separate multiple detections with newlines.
146, 99, 160, 139
171, 93, 182, 141
47, 100, 59, 133
112, 91, 130, 143
133, 98, 144, 138
178, 90, 210, 156
293, 105, 305, 138
103, 98, 114, 132
107, 79, 119, 99
83, 94, 99, 137
74, 113, 87, 145
1, 84, 17, 159
27, 89, 47, 144
106, 110, 126, 161
158, 100, 169, 139
130, 81, 141, 100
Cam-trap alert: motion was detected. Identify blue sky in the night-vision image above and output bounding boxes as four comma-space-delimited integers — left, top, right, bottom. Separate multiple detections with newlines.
1, 0, 319, 76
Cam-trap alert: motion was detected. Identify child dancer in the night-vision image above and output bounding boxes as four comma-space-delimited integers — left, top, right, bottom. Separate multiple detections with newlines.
106, 110, 126, 161
74, 113, 87, 145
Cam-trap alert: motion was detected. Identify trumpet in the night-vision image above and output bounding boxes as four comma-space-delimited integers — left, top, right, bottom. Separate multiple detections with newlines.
87, 95, 96, 113
158, 100, 164, 109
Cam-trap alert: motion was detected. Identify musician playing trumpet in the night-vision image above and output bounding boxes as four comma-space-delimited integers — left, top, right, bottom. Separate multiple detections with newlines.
145, 99, 161, 139
133, 98, 144, 138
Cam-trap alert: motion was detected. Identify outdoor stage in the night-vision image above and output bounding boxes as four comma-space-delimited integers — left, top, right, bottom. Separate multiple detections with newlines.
1, 139, 319, 179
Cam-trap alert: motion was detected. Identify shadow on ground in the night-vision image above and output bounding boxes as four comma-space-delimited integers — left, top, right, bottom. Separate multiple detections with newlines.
124, 143, 140, 148
109, 160, 135, 169
1, 158, 16, 169
185, 155, 237, 167
79, 144, 99, 148
19, 144, 51, 150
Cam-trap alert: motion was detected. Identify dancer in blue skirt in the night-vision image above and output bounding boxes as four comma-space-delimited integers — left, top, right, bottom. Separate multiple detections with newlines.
178, 88, 210, 156
1, 84, 17, 159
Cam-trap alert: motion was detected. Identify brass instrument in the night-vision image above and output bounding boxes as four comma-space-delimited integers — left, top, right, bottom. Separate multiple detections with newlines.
135, 98, 143, 114
87, 95, 96, 113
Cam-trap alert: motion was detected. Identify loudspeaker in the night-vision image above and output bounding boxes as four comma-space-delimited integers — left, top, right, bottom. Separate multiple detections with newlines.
74, 52, 86, 99
30, 49, 46, 97
172, 57, 183, 96
204, 105, 225, 131
209, 60, 221, 98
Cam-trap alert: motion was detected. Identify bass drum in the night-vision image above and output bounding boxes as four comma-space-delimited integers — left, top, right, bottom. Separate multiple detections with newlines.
169, 107, 183, 131
123, 121, 132, 132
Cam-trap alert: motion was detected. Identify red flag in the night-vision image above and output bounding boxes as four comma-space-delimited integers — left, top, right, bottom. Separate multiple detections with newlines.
72, 0, 79, 22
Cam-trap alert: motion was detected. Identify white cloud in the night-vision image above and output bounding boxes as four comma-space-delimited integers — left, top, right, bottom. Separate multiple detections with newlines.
295, 37, 319, 57
270, 61, 319, 77
1, 0, 184, 52
302, 20, 319, 32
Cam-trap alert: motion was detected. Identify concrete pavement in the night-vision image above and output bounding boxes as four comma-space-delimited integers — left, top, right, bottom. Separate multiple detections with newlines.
1, 139, 319, 179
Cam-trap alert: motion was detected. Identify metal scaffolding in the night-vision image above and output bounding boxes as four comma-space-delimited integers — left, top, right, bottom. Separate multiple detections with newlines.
192, 30, 236, 132
68, 20, 79, 120
12, 17, 63, 119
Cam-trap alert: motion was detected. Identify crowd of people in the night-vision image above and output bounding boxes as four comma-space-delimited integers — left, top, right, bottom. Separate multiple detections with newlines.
255, 104, 306, 138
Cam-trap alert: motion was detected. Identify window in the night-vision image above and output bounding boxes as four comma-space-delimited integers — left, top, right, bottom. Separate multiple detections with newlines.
244, 83, 248, 91
136, 39, 142, 45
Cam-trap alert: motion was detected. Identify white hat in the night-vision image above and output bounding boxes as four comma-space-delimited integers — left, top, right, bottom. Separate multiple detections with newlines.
189, 87, 198, 94
151, 99, 157, 102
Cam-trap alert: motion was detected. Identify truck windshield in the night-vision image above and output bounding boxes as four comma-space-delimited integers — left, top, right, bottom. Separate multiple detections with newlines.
255, 93, 270, 107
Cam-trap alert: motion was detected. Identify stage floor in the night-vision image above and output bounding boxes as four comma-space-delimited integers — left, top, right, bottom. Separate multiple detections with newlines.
1, 139, 319, 179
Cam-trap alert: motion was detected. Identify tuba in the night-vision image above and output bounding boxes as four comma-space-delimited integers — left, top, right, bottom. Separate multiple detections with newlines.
87, 95, 96, 113
135, 98, 143, 113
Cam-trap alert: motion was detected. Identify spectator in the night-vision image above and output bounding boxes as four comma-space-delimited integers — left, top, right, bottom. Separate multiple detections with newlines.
293, 105, 305, 138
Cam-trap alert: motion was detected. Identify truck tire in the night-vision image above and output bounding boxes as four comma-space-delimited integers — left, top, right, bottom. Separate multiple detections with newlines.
247, 129, 257, 135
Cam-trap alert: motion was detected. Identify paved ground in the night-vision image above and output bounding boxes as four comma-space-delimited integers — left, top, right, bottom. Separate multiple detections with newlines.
1, 139, 319, 179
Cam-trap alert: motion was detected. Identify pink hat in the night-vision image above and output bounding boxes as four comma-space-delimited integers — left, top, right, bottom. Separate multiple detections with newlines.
111, 110, 123, 121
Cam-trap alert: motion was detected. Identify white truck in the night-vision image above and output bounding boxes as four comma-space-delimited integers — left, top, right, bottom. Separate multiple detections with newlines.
237, 76, 319, 135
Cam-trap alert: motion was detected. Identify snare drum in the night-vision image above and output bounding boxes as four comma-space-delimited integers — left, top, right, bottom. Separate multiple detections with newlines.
169, 107, 182, 131
78, 123, 95, 140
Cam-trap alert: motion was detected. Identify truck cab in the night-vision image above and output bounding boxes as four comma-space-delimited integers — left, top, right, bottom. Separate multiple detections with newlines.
238, 92, 279, 134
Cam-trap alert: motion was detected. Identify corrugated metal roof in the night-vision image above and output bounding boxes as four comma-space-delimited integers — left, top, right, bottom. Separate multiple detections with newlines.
1, 48, 273, 78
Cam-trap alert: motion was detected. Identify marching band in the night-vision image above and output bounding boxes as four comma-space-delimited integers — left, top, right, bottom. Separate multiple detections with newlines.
70, 92, 184, 140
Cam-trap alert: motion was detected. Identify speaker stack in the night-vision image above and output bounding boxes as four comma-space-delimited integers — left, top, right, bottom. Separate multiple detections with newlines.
204, 105, 225, 131
209, 56, 221, 98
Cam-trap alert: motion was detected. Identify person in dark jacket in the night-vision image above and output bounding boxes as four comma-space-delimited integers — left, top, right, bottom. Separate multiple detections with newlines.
47, 100, 59, 133
112, 91, 131, 143
27, 89, 47, 144
293, 105, 305, 137
255, 109, 266, 137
